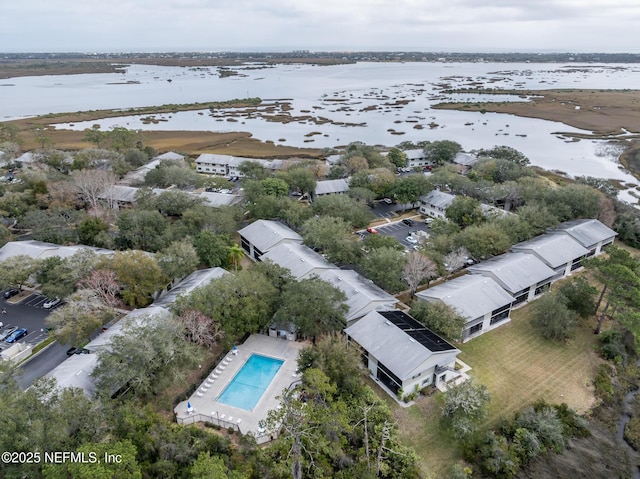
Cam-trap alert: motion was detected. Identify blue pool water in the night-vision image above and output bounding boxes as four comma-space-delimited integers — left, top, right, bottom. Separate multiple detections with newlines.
218, 354, 284, 410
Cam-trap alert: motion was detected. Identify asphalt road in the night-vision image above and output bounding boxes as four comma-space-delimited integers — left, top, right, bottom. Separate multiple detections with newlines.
15, 341, 70, 389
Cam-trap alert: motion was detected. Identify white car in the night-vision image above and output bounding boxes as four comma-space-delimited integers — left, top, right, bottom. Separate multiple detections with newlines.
43, 297, 61, 309
406, 236, 418, 244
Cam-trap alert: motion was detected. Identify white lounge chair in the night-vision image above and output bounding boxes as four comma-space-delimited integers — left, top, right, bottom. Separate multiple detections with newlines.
200, 387, 208, 393
215, 369, 223, 374
219, 365, 226, 370
196, 391, 204, 397
219, 414, 225, 420
236, 418, 242, 424
227, 416, 233, 422
225, 356, 233, 362
210, 373, 219, 379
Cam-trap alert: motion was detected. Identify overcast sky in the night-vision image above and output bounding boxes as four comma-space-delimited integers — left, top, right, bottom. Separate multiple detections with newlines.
2, 0, 639, 53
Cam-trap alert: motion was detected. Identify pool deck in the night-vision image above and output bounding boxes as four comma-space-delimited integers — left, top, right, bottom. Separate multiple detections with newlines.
174, 334, 305, 441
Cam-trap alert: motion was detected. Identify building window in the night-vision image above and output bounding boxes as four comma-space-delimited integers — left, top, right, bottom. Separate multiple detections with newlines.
490, 303, 511, 325
240, 237, 250, 254
469, 323, 483, 335
534, 282, 551, 296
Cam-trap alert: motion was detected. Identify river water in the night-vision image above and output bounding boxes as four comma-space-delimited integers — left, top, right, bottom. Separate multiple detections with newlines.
2, 61, 640, 193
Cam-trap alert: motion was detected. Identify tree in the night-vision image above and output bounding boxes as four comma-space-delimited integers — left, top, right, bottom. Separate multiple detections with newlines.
281, 167, 317, 197
45, 440, 142, 479
72, 169, 116, 211
107, 127, 139, 152
587, 246, 640, 333
193, 231, 233, 268
311, 194, 374, 228
556, 276, 597, 319
77, 216, 109, 246
441, 379, 491, 439
387, 148, 408, 168
453, 223, 512, 260
226, 243, 244, 272
344, 155, 369, 175
302, 216, 359, 265
392, 174, 431, 208
111, 251, 167, 307
238, 160, 269, 180
477, 145, 530, 166
177, 269, 278, 341
115, 209, 169, 252
32, 126, 54, 149
190, 451, 246, 479
423, 140, 461, 165
46, 289, 113, 346
403, 251, 437, 298
154, 190, 202, 217
92, 313, 200, 397
531, 292, 578, 341
273, 277, 348, 338
20, 207, 84, 245
82, 125, 107, 148
0, 255, 39, 290
78, 268, 122, 309
410, 300, 466, 342
178, 309, 223, 348
261, 177, 289, 197
156, 239, 199, 280
446, 196, 484, 228
36, 249, 101, 299
359, 247, 406, 293
443, 247, 470, 276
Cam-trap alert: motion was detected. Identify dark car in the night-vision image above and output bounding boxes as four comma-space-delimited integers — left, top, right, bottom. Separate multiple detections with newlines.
0, 326, 17, 341
5, 328, 27, 343
66, 347, 90, 356
3, 288, 19, 299
402, 219, 414, 226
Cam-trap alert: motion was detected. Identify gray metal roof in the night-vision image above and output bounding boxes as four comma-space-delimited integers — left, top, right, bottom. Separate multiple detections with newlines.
317, 269, 397, 321
0, 240, 114, 261
453, 152, 478, 166
261, 243, 334, 280
344, 310, 459, 381
314, 178, 350, 196
404, 149, 426, 160
466, 252, 556, 294
155, 151, 185, 161
197, 191, 243, 207
238, 220, 302, 253
99, 185, 139, 203
45, 354, 100, 397
153, 268, 228, 310
547, 219, 617, 249
420, 190, 456, 209
416, 274, 514, 321
512, 234, 590, 269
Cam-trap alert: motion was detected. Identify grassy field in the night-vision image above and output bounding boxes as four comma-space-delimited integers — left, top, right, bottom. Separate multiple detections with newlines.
390, 296, 602, 476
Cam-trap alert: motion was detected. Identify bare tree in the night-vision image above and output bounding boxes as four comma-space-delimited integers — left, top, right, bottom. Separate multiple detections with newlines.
443, 247, 470, 277
78, 269, 122, 310
178, 309, 223, 348
402, 251, 437, 298
72, 169, 116, 211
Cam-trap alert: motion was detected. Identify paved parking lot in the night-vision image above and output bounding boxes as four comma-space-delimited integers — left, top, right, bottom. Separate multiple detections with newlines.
0, 290, 60, 351
375, 218, 431, 248
359, 216, 431, 249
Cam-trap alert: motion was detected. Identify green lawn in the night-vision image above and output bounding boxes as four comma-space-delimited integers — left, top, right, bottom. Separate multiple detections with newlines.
391, 299, 602, 476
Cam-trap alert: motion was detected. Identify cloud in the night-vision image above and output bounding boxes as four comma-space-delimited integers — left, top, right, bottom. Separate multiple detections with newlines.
1, 0, 639, 52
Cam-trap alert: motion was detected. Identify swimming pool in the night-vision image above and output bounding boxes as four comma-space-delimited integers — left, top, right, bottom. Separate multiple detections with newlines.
218, 354, 284, 410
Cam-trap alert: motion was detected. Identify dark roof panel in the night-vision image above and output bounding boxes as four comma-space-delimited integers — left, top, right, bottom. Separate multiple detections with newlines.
379, 310, 456, 352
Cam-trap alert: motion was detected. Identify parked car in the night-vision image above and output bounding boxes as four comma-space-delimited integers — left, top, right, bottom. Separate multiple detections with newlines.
3, 288, 19, 299
366, 227, 379, 234
43, 297, 61, 309
5, 328, 27, 343
382, 198, 393, 204
406, 236, 418, 244
66, 347, 90, 356
424, 218, 434, 224
0, 326, 17, 341
402, 219, 414, 226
